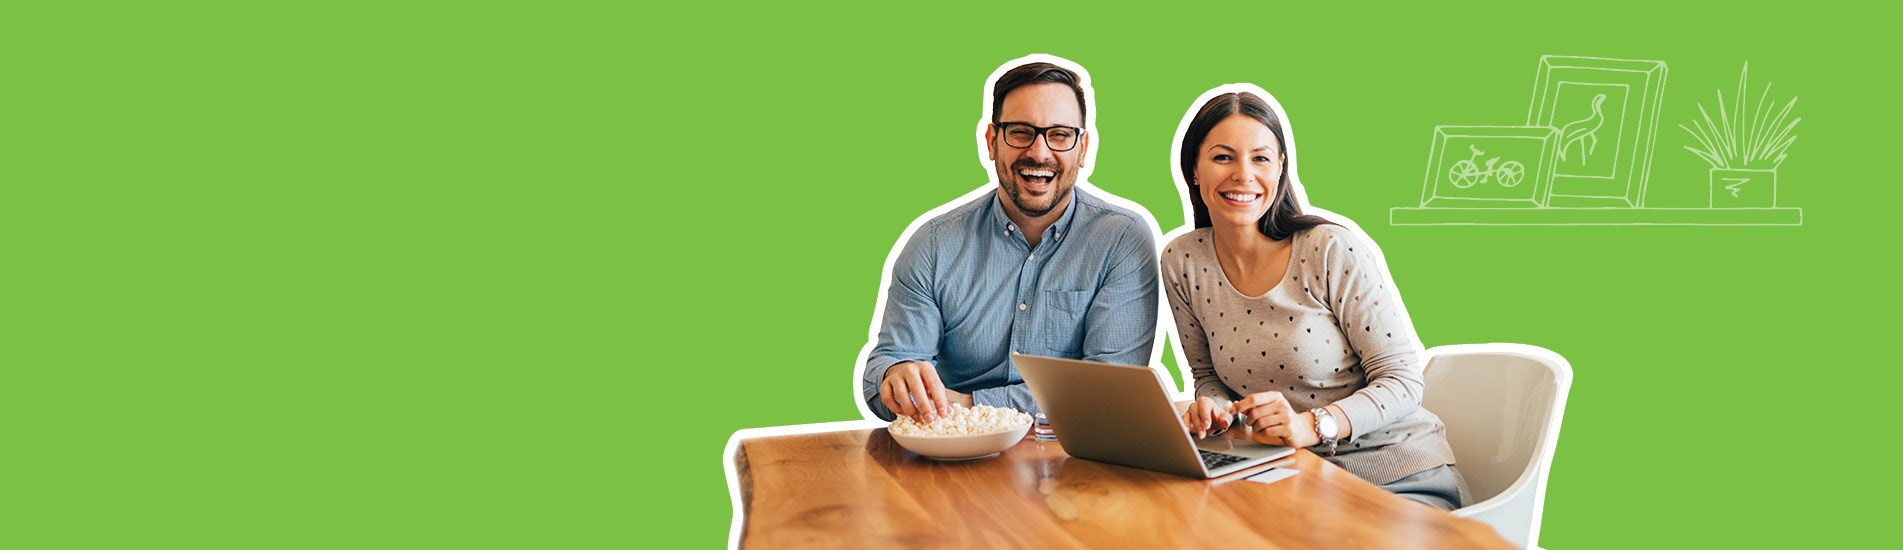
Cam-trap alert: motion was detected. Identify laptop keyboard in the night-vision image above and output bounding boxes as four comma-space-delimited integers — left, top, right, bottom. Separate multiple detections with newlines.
1199, 450, 1249, 470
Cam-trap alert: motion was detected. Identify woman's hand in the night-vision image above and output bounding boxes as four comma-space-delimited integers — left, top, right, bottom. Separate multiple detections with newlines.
1182, 396, 1234, 438
1234, 391, 1320, 448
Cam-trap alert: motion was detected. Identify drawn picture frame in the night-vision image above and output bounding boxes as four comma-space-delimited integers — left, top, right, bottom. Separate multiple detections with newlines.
1527, 56, 1667, 208
1419, 126, 1558, 208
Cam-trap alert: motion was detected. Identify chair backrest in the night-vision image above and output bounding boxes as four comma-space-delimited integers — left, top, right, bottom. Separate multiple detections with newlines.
1421, 344, 1572, 547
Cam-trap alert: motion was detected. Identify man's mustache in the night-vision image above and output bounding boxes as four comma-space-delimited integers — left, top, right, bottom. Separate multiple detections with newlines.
1011, 159, 1062, 172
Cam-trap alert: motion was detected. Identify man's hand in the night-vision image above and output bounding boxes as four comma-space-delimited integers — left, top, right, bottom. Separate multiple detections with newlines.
880, 361, 949, 422
1182, 396, 1233, 438
1234, 391, 1320, 448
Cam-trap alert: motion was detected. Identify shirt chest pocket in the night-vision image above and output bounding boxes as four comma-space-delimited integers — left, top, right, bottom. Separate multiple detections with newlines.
1040, 289, 1093, 355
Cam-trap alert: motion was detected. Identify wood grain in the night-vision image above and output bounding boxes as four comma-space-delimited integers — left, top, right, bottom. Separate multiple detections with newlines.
735, 428, 1515, 550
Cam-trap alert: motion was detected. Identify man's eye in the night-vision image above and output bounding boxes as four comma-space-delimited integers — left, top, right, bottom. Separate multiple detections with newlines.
1009, 129, 1034, 137
1050, 130, 1075, 140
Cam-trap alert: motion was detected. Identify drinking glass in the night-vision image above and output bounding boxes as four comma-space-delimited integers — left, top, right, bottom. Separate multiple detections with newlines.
1033, 412, 1057, 442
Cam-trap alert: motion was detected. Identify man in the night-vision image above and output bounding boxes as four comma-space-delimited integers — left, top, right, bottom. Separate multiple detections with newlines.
859, 56, 1161, 422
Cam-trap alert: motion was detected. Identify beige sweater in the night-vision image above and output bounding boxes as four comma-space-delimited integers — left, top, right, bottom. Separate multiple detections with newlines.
1163, 225, 1456, 485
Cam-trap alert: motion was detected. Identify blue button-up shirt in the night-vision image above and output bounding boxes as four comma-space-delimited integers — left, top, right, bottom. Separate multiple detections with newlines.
863, 186, 1159, 420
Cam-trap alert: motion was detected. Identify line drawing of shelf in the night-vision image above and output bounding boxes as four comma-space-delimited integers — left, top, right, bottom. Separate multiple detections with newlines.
1391, 55, 1803, 227
1390, 206, 1801, 226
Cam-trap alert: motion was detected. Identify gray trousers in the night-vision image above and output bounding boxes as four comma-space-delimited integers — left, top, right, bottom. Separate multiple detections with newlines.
1380, 464, 1472, 511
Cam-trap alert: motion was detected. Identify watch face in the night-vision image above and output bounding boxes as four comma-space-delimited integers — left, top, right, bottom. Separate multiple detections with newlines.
1315, 410, 1338, 439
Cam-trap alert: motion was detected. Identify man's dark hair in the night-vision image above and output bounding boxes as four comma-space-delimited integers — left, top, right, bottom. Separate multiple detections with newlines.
990, 62, 1087, 126
1179, 92, 1333, 240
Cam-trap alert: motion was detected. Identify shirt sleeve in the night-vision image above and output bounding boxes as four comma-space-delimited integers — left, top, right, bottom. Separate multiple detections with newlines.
1079, 218, 1159, 367
1164, 236, 1235, 406
1317, 227, 1425, 441
863, 223, 943, 421
971, 381, 1039, 415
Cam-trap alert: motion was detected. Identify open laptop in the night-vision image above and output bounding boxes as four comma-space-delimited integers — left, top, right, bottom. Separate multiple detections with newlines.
1014, 354, 1295, 479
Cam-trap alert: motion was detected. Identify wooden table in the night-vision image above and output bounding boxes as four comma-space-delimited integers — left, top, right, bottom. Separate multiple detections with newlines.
731, 427, 1516, 549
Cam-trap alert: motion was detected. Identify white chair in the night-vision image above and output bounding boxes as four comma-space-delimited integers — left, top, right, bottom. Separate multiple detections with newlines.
1421, 344, 1573, 549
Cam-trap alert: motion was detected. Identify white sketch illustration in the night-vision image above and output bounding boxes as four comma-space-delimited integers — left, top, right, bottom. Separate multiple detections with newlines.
1451, 144, 1526, 189
1416, 126, 1557, 209
1680, 62, 1799, 209
1392, 55, 1803, 226
1557, 93, 1607, 165
1532, 57, 1659, 206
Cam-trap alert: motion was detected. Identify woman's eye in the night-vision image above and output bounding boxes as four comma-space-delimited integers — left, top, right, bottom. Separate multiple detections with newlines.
1212, 154, 1231, 161
1255, 156, 1271, 162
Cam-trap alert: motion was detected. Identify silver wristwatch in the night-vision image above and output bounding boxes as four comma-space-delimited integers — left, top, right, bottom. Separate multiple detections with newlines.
1309, 407, 1340, 456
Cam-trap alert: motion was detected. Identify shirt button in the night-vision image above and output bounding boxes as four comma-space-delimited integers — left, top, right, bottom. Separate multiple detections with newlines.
1019, 303, 1027, 310
1028, 254, 1035, 261
1055, 232, 1062, 238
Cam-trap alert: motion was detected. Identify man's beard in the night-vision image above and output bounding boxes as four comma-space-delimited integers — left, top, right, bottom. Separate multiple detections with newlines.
998, 158, 1073, 218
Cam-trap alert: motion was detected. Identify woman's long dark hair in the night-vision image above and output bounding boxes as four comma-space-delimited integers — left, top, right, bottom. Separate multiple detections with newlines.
1179, 92, 1332, 240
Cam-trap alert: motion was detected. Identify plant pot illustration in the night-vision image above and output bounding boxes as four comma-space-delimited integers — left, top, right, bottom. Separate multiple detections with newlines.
1680, 62, 1798, 209
1710, 168, 1777, 208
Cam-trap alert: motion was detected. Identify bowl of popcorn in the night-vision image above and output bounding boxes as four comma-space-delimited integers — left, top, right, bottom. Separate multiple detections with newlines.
886, 404, 1034, 460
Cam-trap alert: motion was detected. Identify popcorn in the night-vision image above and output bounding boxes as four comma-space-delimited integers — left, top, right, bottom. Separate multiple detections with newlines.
889, 404, 1032, 437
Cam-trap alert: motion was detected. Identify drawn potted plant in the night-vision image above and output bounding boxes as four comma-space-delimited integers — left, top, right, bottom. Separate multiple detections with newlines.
1680, 63, 1800, 208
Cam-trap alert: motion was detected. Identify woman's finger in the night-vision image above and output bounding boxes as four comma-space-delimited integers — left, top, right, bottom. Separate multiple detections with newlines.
1238, 391, 1285, 417
1232, 393, 1259, 416
1202, 401, 1224, 437
1251, 408, 1290, 431
1253, 420, 1290, 440
1187, 399, 1204, 432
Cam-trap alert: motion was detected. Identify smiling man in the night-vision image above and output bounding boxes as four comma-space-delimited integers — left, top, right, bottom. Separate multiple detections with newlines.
858, 57, 1161, 422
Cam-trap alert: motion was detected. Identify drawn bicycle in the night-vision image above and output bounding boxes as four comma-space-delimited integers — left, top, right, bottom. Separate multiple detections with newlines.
1448, 144, 1525, 188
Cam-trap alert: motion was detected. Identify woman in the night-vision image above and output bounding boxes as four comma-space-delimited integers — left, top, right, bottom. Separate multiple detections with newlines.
1164, 88, 1469, 510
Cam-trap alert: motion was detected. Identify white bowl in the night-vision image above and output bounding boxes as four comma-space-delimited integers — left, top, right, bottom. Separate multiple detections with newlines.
887, 423, 1031, 460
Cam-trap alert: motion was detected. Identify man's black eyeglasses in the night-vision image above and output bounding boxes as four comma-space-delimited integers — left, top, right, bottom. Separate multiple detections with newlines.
995, 122, 1082, 152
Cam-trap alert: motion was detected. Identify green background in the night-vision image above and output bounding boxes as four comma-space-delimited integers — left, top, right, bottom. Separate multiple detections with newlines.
6, 2, 1897, 548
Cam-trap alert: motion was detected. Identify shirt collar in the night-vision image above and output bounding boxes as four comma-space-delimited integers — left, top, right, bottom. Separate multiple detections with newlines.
988, 185, 1084, 241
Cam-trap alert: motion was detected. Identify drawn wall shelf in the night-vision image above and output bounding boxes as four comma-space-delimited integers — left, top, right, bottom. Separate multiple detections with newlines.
1391, 55, 1802, 226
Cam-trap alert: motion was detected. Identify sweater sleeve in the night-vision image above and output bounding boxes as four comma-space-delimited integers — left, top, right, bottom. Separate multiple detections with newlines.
1164, 235, 1236, 406
1316, 227, 1424, 441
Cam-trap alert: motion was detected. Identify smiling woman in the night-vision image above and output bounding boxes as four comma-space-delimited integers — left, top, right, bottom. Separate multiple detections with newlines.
1178, 92, 1331, 241
1164, 88, 1471, 511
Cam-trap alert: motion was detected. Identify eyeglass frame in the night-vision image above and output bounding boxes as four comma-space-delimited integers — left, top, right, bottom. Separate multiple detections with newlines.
992, 122, 1085, 152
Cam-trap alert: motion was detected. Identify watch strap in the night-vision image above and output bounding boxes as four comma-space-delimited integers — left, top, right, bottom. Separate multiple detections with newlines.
1309, 407, 1340, 457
